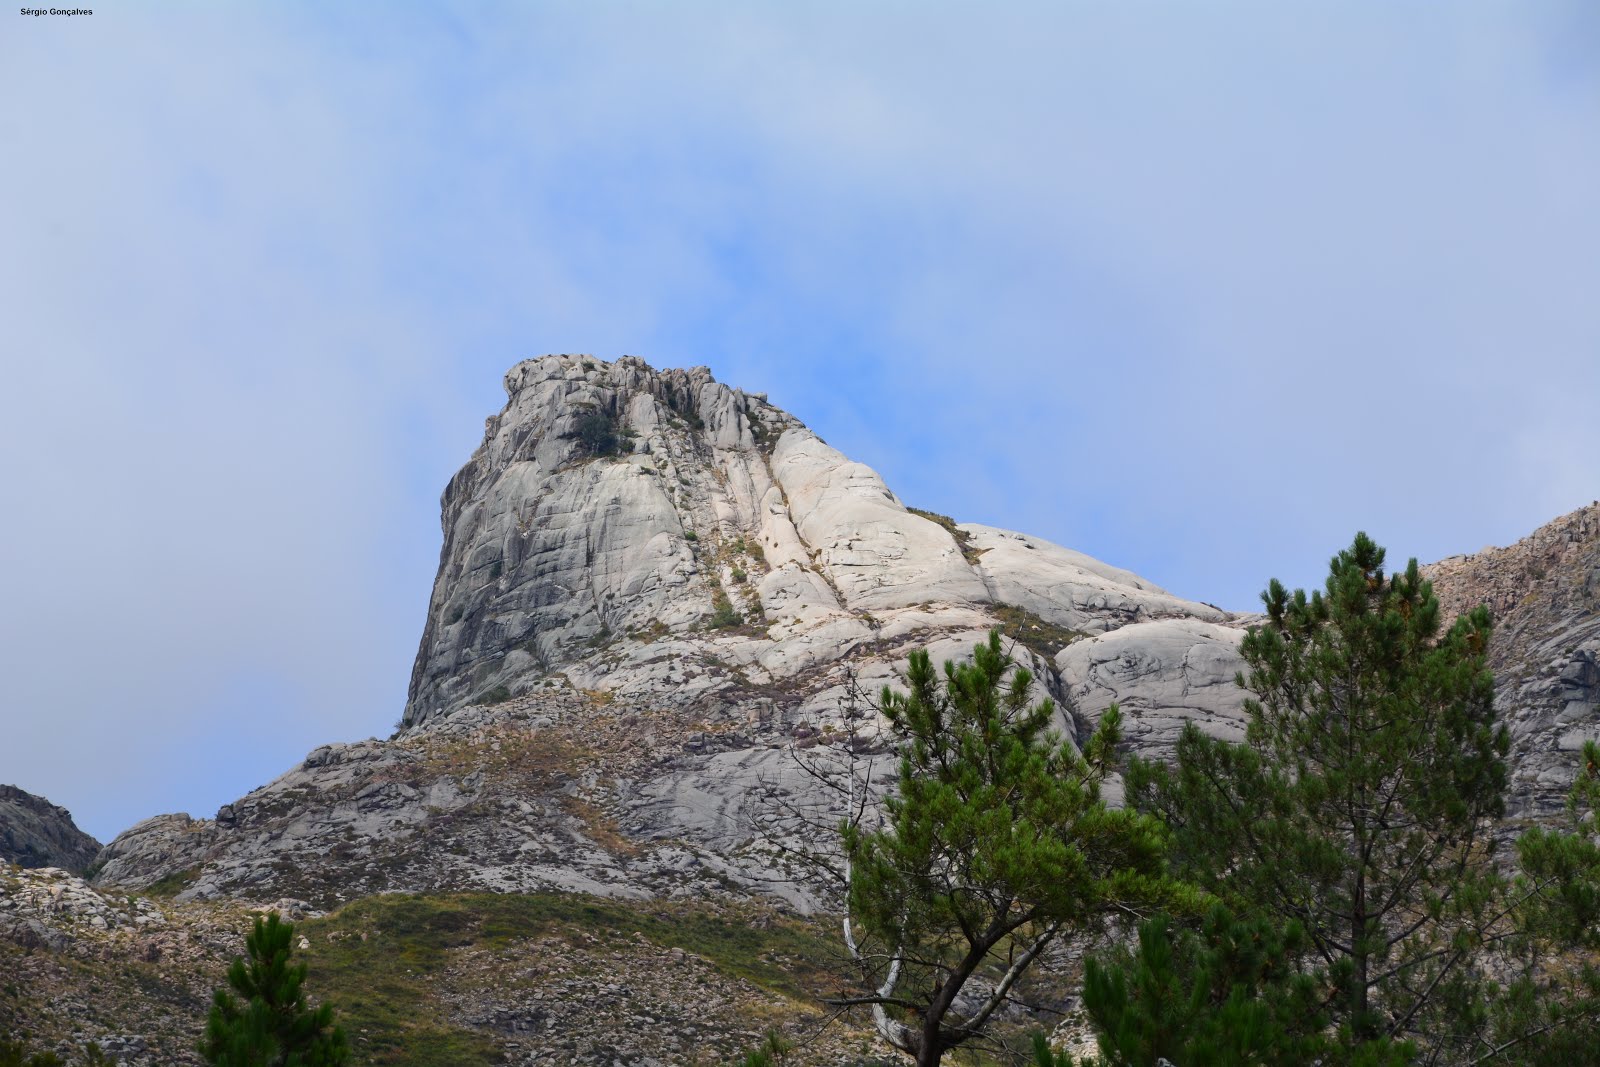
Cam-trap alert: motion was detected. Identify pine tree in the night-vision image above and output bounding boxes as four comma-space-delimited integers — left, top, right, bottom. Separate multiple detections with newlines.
1079, 905, 1348, 1065
1128, 533, 1510, 1055
1492, 741, 1600, 1064
200, 912, 349, 1067
840, 631, 1183, 1067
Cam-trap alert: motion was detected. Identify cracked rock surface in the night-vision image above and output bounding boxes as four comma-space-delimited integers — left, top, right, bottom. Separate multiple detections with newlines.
1424, 501, 1600, 817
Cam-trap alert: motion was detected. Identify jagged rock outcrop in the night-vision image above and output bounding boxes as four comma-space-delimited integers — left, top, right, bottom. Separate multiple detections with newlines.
96, 355, 1243, 907
0, 785, 101, 873
1, 864, 166, 953
1424, 501, 1600, 817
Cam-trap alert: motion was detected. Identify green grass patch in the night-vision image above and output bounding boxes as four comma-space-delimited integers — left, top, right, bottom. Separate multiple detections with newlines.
708, 588, 742, 629
299, 896, 499, 1065
141, 868, 200, 898
470, 684, 513, 707
992, 604, 1089, 661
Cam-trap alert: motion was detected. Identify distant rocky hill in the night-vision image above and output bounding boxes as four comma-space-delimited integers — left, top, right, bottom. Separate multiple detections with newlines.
0, 785, 100, 873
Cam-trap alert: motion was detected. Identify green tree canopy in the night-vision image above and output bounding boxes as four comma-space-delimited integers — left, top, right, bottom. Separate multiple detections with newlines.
841, 631, 1187, 1067
1076, 904, 1366, 1066
1128, 532, 1510, 1056
200, 912, 349, 1067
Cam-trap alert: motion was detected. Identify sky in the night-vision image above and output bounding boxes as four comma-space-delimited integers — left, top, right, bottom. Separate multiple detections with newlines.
2, 2, 1597, 843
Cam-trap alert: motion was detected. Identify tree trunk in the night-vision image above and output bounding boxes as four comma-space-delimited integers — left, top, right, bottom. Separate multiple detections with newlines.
1353, 859, 1370, 1039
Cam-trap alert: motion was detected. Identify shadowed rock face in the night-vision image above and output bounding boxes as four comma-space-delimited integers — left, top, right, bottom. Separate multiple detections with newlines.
0, 785, 101, 873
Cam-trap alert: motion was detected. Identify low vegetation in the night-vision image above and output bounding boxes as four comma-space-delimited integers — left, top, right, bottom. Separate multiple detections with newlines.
469, 684, 512, 707
296, 892, 849, 1066
991, 603, 1087, 660
708, 588, 742, 629
142, 868, 200, 898
570, 410, 629, 458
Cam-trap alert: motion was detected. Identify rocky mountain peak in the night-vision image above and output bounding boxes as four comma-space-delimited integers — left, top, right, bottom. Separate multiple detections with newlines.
403, 354, 1229, 731
404, 354, 803, 724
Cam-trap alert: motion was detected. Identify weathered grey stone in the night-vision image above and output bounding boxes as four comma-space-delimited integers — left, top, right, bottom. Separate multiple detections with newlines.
964, 524, 1230, 635
1, 864, 165, 952
1056, 617, 1251, 758
89, 357, 1255, 907
88, 360, 1600, 918
769, 431, 991, 612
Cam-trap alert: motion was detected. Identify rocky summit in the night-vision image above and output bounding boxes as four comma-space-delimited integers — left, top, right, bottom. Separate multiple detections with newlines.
82, 357, 1600, 909
5, 355, 1597, 1065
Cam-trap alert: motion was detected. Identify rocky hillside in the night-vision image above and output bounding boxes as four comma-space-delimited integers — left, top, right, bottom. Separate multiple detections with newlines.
0, 862, 884, 1066
0, 785, 101, 873
90, 355, 1250, 909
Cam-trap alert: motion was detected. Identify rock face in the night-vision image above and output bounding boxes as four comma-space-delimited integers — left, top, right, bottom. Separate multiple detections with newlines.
1057, 617, 1252, 757
45, 354, 1600, 1063
402, 355, 1234, 731
96, 355, 1248, 907
0, 864, 166, 953
0, 785, 101, 873
1423, 502, 1600, 818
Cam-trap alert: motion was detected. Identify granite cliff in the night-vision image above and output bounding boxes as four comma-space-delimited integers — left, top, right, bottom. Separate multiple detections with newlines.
88, 355, 1252, 908
86, 358, 1600, 910
1424, 501, 1600, 818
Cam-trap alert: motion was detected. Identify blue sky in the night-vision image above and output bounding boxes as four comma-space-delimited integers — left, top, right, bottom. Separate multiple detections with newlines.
3, 2, 1597, 843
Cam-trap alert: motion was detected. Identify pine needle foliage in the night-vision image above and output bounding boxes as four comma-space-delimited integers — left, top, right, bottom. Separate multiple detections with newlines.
1076, 905, 1412, 1066
842, 631, 1185, 1066
200, 912, 350, 1067
1128, 532, 1509, 1054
